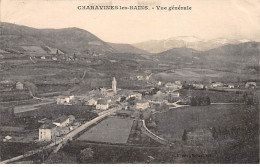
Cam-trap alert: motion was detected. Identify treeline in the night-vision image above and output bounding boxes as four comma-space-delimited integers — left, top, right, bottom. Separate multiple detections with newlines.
190, 96, 211, 106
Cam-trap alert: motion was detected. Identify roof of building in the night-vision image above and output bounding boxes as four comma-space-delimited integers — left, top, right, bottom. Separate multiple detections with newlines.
68, 115, 75, 119
40, 123, 56, 129
136, 99, 149, 104
97, 98, 108, 105
53, 115, 68, 123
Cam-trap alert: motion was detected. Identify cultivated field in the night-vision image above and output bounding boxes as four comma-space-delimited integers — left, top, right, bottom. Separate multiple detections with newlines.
155, 104, 251, 141
153, 68, 259, 83
179, 89, 245, 103
77, 117, 133, 144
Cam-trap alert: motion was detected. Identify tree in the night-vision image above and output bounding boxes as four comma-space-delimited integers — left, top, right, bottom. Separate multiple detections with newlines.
212, 127, 218, 139
79, 148, 94, 163
182, 129, 188, 142
24, 81, 37, 96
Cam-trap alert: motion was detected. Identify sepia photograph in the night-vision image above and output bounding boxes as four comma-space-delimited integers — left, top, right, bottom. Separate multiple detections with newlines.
0, 0, 259, 164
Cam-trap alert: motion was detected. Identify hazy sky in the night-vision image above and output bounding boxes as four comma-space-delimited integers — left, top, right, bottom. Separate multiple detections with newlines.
1, 0, 260, 43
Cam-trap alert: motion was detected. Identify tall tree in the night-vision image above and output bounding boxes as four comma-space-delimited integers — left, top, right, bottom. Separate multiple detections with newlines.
182, 129, 188, 142
79, 148, 94, 163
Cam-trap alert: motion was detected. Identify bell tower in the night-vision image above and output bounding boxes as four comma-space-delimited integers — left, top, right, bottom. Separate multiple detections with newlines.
112, 77, 117, 93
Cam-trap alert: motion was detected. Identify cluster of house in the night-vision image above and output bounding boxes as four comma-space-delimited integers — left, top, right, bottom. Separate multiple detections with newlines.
209, 81, 257, 89
0, 80, 25, 91
160, 80, 257, 90
165, 81, 183, 90
136, 74, 152, 81
56, 95, 75, 105
38, 115, 76, 141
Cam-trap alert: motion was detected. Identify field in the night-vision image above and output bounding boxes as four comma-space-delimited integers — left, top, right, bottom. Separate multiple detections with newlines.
154, 103, 259, 163
179, 89, 245, 103
153, 67, 259, 83
155, 104, 250, 140
77, 117, 133, 144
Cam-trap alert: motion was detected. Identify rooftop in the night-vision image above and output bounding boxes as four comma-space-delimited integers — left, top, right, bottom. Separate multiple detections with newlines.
97, 98, 108, 105
53, 115, 68, 123
40, 123, 56, 129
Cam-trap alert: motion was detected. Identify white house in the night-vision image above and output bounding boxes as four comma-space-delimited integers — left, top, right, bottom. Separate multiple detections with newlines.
136, 101, 150, 110
212, 82, 223, 88
57, 98, 66, 104
16, 82, 24, 90
3, 136, 12, 142
193, 83, 204, 89
228, 84, 235, 89
165, 83, 182, 89
53, 115, 70, 127
96, 99, 109, 110
137, 76, 144, 80
69, 95, 75, 101
57, 96, 71, 104
87, 98, 97, 106
39, 123, 57, 141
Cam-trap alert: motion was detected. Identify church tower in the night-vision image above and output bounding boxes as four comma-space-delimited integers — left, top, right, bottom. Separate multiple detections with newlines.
112, 77, 117, 93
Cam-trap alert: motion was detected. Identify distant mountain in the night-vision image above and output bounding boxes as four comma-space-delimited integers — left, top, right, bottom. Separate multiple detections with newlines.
153, 42, 260, 69
133, 36, 253, 53
199, 42, 260, 65
107, 42, 150, 55
0, 22, 115, 54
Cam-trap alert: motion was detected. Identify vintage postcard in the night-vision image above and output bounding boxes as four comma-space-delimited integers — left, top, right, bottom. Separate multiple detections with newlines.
0, 0, 259, 164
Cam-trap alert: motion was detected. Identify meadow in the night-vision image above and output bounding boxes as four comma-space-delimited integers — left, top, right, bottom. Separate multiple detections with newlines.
77, 117, 133, 144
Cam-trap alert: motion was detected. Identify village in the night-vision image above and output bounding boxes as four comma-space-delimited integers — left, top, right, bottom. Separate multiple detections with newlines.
0, 47, 259, 163
0, 72, 257, 143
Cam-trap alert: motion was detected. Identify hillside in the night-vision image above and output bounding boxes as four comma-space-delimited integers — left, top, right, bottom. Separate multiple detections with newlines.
107, 42, 150, 55
152, 42, 260, 70
0, 22, 115, 54
133, 36, 253, 53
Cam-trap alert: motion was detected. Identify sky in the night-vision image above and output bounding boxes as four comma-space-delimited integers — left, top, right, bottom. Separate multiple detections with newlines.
1, 0, 260, 43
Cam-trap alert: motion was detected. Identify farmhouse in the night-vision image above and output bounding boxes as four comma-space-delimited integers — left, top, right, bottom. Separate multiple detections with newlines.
165, 82, 182, 89
87, 98, 98, 106
228, 84, 235, 89
39, 123, 57, 141
211, 82, 223, 88
15, 82, 24, 90
193, 83, 204, 89
53, 115, 70, 127
52, 57, 57, 61
136, 100, 150, 110
96, 98, 109, 110
245, 82, 256, 89
3, 136, 12, 142
56, 95, 74, 105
